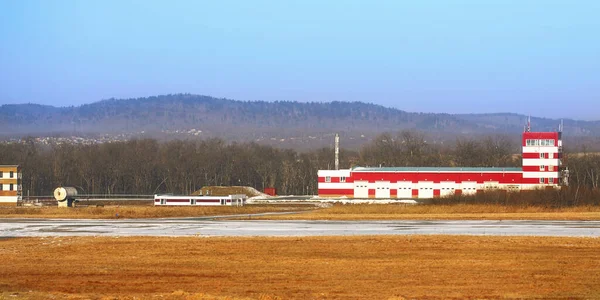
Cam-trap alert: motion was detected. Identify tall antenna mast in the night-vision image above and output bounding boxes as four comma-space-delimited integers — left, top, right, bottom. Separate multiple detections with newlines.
526, 115, 531, 132
559, 119, 564, 132
334, 133, 340, 170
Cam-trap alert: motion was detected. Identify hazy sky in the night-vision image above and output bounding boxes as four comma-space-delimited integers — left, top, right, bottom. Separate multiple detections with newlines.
1, 0, 599, 119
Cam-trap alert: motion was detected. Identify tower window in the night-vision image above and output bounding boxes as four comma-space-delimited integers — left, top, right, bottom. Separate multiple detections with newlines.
325, 176, 331, 182
340, 176, 346, 182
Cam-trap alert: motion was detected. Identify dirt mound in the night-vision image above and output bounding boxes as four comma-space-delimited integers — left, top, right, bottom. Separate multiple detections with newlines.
192, 186, 268, 197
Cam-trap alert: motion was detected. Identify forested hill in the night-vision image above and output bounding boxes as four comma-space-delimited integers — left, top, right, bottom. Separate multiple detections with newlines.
1, 94, 599, 143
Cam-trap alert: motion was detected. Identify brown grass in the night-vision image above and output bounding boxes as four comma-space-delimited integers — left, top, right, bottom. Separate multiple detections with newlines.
254, 203, 600, 220
0, 205, 312, 219
1, 236, 599, 299
2, 203, 600, 220
437, 188, 600, 207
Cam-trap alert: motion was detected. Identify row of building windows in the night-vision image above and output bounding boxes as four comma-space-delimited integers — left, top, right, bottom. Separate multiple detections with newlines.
327, 176, 556, 185
0, 184, 14, 191
526, 139, 555, 147
540, 178, 554, 184
0, 171, 14, 178
324, 176, 346, 182
540, 165, 554, 171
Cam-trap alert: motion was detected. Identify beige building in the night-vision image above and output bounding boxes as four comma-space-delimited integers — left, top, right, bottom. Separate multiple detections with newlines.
0, 165, 22, 205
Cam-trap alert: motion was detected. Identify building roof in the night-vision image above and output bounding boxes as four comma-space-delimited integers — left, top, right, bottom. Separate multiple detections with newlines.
352, 166, 522, 172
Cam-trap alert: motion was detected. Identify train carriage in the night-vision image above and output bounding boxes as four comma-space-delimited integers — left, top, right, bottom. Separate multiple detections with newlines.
154, 194, 246, 206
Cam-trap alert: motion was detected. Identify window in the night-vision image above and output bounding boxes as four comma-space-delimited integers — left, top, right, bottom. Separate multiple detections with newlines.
540, 165, 545, 171
548, 166, 553, 171
9, 171, 13, 178
0, 172, 3, 178
340, 176, 346, 182
0, 185, 2, 191
9, 184, 13, 191
540, 178, 544, 184
549, 178, 554, 184
528, 139, 555, 147
325, 176, 331, 182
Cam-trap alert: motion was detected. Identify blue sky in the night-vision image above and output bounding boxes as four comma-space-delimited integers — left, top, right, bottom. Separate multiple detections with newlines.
1, 0, 599, 119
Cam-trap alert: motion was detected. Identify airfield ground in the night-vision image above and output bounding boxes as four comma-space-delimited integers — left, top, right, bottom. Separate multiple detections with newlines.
1, 203, 600, 299
1, 235, 599, 299
2, 203, 600, 220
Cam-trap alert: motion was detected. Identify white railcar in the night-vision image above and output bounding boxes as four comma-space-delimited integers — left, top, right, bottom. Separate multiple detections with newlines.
154, 194, 246, 206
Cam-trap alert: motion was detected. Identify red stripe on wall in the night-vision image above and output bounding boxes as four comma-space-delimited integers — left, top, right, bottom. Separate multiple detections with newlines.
350, 172, 523, 184
522, 166, 561, 172
318, 188, 354, 195
527, 165, 546, 172
522, 132, 559, 142
520, 178, 550, 184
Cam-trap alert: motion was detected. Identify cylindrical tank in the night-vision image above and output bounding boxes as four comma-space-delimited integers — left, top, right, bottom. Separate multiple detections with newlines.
54, 187, 78, 201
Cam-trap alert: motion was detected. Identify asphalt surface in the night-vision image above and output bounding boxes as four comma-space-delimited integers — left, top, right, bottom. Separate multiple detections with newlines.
1, 218, 600, 237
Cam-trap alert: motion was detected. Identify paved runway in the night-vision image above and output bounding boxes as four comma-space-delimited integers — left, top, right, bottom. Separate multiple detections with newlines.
1, 218, 600, 237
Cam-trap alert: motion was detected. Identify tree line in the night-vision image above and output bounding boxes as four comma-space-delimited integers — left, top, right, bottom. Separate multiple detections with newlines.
1, 131, 599, 196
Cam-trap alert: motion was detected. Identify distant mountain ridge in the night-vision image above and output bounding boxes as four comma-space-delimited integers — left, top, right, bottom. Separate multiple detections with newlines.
1, 94, 599, 144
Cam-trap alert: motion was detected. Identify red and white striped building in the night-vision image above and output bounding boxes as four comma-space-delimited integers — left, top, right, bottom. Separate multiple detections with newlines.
317, 130, 566, 199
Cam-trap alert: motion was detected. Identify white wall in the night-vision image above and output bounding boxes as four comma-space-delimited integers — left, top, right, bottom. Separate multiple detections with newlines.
0, 196, 18, 203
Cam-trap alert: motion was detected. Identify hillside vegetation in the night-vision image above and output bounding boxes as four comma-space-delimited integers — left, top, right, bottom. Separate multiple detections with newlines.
2, 95, 600, 149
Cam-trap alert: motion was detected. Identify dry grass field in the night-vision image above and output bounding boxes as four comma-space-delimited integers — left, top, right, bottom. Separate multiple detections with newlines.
2, 203, 600, 220
252, 203, 600, 221
0, 205, 313, 219
1, 236, 599, 299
